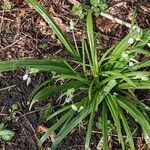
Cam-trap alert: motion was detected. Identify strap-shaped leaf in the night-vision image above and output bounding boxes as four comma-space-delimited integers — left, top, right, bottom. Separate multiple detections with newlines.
108, 30, 138, 62
26, 0, 80, 60
119, 109, 135, 150
39, 110, 73, 147
134, 29, 150, 48
85, 98, 97, 149
131, 60, 150, 70
118, 80, 150, 89
106, 95, 125, 149
102, 101, 108, 150
51, 107, 89, 149
117, 95, 150, 142
30, 80, 86, 108
87, 11, 98, 76
0, 59, 75, 75
103, 71, 136, 87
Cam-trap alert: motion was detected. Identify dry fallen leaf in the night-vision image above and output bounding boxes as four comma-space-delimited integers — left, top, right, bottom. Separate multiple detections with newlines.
37, 125, 56, 142
37, 125, 48, 133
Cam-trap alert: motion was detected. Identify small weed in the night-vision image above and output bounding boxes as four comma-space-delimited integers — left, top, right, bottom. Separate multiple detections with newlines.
71, 0, 108, 18
2, 0, 14, 10
0, 123, 15, 141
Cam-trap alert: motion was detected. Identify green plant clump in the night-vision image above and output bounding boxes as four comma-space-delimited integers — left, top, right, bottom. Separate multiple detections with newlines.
0, 0, 150, 149
71, 0, 108, 18
0, 123, 15, 141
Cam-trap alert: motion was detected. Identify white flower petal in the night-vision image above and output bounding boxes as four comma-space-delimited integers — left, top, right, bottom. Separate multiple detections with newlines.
128, 38, 134, 45
27, 77, 32, 86
71, 104, 78, 111
23, 74, 28, 81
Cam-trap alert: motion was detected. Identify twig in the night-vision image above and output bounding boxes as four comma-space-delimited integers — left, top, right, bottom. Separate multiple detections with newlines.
0, 16, 14, 22
100, 12, 132, 28
67, 0, 133, 29
1, 36, 26, 50
0, 8, 33, 13
0, 113, 8, 116
67, 0, 79, 5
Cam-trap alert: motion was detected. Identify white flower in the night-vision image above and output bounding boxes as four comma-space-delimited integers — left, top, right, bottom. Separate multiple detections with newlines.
133, 26, 141, 33
29, 68, 39, 74
71, 104, 78, 111
133, 74, 149, 81
122, 51, 129, 61
129, 61, 134, 66
27, 77, 32, 86
65, 97, 72, 103
147, 43, 150, 48
70, 20, 74, 30
23, 73, 28, 80
128, 38, 134, 45
78, 106, 84, 112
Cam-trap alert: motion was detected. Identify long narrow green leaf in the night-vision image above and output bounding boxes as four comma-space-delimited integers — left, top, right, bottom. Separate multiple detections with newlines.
0, 59, 75, 75
87, 11, 98, 76
85, 98, 96, 149
117, 95, 150, 142
26, 0, 80, 60
82, 34, 87, 79
134, 29, 150, 48
51, 108, 89, 149
124, 71, 150, 77
119, 110, 135, 150
46, 106, 71, 121
28, 79, 52, 101
47, 96, 88, 121
103, 71, 136, 87
96, 79, 117, 109
118, 80, 150, 89
131, 60, 150, 70
108, 30, 137, 63
39, 110, 73, 146
130, 48, 150, 55
106, 95, 125, 149
102, 101, 108, 150
85, 41, 94, 76
30, 80, 86, 108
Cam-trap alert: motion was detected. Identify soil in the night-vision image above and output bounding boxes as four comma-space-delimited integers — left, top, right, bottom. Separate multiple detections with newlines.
0, 0, 150, 150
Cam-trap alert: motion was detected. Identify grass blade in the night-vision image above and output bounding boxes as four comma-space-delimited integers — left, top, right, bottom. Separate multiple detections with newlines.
106, 95, 125, 149
103, 71, 136, 87
85, 99, 96, 149
119, 110, 135, 150
102, 101, 108, 150
0, 59, 75, 75
39, 110, 73, 146
87, 11, 98, 76
30, 80, 86, 108
117, 95, 150, 142
51, 109, 89, 149
118, 80, 150, 89
26, 0, 80, 59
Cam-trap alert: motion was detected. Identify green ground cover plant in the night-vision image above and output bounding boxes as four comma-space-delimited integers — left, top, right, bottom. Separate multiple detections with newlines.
71, 0, 108, 18
0, 0, 150, 149
0, 123, 15, 142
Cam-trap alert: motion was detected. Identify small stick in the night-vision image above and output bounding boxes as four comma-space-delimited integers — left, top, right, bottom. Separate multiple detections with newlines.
0, 16, 14, 22
0, 8, 33, 13
67, 0, 79, 5
67, 0, 133, 29
1, 36, 26, 50
100, 12, 132, 28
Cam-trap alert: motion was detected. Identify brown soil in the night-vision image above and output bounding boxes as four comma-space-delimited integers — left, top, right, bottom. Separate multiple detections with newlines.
0, 0, 150, 150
